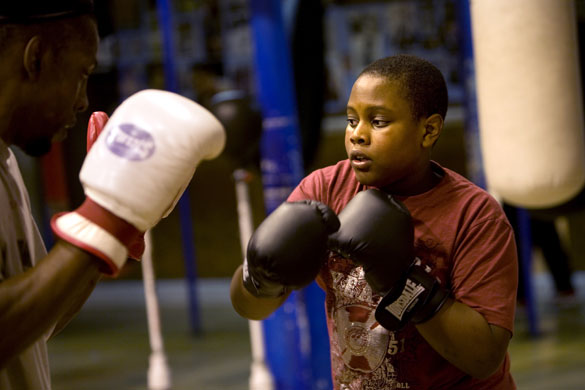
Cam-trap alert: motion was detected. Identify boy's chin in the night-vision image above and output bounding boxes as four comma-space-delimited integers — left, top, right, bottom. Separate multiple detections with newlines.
354, 172, 382, 188
354, 172, 395, 192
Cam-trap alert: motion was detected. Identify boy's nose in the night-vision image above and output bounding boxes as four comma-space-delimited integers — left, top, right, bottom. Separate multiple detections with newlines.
349, 125, 369, 145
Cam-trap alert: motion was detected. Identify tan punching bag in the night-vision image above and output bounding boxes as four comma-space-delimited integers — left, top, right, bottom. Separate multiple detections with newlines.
471, 0, 585, 208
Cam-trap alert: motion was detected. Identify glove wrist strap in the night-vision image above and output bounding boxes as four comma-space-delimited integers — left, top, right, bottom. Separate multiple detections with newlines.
76, 197, 143, 246
375, 265, 448, 330
51, 198, 143, 276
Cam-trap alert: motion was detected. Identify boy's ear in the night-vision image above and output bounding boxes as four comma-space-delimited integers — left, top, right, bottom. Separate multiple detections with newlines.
421, 113, 443, 148
23, 36, 42, 80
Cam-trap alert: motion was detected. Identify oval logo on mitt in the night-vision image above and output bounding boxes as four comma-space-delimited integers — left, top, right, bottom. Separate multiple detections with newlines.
105, 123, 155, 161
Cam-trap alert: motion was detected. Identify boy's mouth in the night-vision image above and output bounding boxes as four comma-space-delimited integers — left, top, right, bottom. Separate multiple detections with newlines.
349, 150, 372, 170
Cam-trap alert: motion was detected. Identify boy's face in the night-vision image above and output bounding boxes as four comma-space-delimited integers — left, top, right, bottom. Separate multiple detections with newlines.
345, 74, 429, 193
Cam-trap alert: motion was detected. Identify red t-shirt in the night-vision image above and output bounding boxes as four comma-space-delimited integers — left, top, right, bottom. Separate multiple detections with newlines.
288, 160, 518, 390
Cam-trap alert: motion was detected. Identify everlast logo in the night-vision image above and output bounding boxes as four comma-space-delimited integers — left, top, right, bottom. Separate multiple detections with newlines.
385, 279, 425, 320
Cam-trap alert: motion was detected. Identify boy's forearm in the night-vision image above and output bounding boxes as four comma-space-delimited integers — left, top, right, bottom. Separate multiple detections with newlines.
415, 298, 511, 379
230, 265, 289, 321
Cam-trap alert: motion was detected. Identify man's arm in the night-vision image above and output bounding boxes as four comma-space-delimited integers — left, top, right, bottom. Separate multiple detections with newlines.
230, 265, 290, 321
0, 241, 102, 368
416, 298, 511, 379
0, 91, 227, 369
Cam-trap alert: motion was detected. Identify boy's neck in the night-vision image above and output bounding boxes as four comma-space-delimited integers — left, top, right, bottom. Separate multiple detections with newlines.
380, 162, 444, 197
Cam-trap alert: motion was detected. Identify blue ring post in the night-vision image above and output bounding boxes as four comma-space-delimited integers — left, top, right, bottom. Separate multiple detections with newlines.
156, 0, 202, 335
249, 0, 332, 388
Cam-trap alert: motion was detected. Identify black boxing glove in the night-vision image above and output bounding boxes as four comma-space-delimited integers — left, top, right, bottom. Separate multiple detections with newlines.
243, 200, 340, 298
328, 189, 448, 330
327, 189, 414, 294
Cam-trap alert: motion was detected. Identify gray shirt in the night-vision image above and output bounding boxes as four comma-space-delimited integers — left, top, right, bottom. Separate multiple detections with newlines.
0, 140, 51, 390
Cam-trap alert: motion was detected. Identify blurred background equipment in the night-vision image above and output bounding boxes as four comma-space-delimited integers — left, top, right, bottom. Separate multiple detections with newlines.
471, 0, 585, 209
210, 90, 262, 171
247, 0, 330, 387
471, 0, 585, 336
142, 230, 172, 390
210, 90, 273, 389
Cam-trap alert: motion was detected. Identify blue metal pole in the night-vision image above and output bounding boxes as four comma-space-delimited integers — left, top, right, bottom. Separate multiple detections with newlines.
249, 0, 331, 388
301, 282, 332, 390
156, 0, 202, 335
517, 208, 539, 336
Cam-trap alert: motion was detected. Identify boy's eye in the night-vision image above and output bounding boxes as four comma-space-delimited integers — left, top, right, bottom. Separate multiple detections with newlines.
372, 119, 389, 127
347, 118, 358, 127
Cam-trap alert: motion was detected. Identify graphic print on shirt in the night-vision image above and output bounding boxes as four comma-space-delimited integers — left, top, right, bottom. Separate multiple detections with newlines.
325, 245, 447, 390
328, 257, 401, 389
335, 303, 389, 372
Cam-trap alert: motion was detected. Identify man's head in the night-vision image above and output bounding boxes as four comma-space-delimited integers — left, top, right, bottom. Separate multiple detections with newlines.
0, 1, 98, 156
345, 54, 448, 194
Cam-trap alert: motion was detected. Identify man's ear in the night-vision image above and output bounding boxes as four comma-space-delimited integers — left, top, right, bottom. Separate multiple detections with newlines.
421, 113, 443, 148
23, 36, 42, 80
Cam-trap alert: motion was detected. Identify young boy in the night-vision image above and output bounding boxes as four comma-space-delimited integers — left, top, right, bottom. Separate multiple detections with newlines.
230, 54, 518, 389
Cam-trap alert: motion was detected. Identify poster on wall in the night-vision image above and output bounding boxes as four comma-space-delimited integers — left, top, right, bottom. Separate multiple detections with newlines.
324, 0, 463, 114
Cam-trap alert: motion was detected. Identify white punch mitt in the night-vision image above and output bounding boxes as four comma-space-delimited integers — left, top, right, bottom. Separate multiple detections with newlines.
52, 89, 225, 275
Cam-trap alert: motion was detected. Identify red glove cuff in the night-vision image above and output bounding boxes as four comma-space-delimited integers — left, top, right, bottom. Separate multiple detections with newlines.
75, 198, 143, 248
51, 198, 143, 276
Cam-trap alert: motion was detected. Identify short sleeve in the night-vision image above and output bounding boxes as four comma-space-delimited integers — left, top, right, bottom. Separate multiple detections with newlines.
451, 217, 518, 333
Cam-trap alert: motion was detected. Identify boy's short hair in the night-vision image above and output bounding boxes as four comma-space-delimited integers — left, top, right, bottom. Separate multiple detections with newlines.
359, 54, 448, 121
